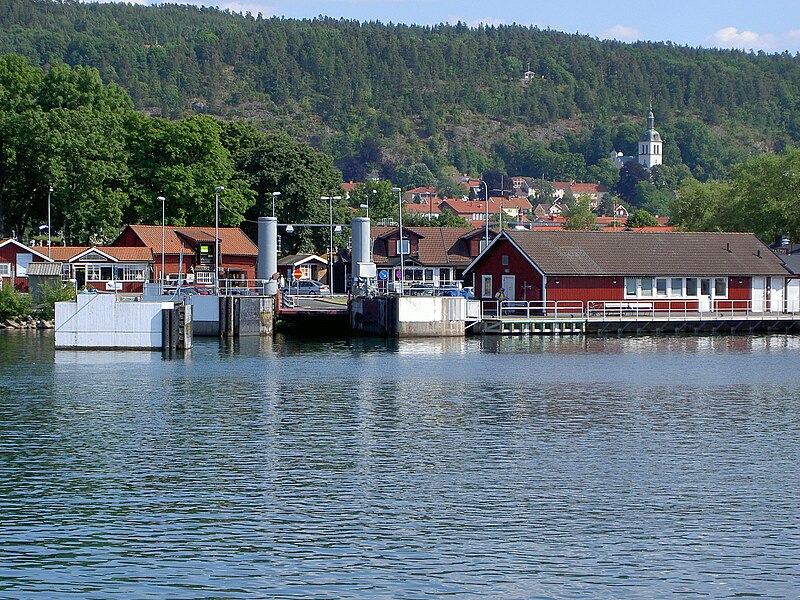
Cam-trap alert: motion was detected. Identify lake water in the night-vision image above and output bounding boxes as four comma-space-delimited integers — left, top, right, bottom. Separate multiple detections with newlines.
1, 331, 799, 598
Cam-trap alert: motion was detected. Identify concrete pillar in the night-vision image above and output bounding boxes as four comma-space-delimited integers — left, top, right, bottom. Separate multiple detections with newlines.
258, 216, 278, 294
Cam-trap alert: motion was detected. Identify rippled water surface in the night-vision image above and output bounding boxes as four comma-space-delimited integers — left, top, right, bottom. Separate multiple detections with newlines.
1, 331, 799, 598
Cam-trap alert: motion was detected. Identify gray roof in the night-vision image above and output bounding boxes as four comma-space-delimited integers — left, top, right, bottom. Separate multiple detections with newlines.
26, 262, 63, 276
780, 253, 800, 275
504, 231, 790, 277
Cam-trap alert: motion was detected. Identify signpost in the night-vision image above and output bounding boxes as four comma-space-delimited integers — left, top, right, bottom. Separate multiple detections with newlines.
292, 268, 302, 295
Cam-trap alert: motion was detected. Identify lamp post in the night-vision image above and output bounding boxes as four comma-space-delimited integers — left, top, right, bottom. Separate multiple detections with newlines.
321, 195, 342, 292
271, 191, 281, 217
47, 186, 53, 258
158, 195, 166, 293
214, 186, 224, 291
392, 187, 404, 295
481, 179, 489, 250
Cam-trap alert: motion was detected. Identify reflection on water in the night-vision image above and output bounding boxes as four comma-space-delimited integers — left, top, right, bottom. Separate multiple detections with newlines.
1, 331, 799, 598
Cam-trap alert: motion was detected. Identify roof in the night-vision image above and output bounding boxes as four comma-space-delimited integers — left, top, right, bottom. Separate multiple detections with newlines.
117, 224, 258, 256
26, 262, 63, 276
405, 200, 443, 215
494, 231, 790, 277
277, 253, 326, 267
371, 226, 477, 266
489, 196, 532, 210
48, 246, 154, 262
0, 239, 52, 261
440, 199, 504, 215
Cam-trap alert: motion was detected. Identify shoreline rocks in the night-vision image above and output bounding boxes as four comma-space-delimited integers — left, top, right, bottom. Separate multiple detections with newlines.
2, 317, 54, 329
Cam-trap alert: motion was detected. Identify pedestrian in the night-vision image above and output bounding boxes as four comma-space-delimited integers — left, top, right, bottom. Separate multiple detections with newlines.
495, 287, 506, 301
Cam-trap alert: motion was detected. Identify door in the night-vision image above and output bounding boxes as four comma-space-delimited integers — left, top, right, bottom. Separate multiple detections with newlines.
769, 277, 784, 313
501, 275, 516, 301
751, 276, 766, 313
698, 278, 711, 312
787, 279, 800, 314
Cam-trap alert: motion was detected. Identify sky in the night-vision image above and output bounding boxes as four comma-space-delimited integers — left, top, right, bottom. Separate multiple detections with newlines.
102, 0, 800, 54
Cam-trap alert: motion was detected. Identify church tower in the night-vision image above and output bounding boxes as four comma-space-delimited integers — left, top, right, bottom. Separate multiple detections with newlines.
638, 106, 662, 172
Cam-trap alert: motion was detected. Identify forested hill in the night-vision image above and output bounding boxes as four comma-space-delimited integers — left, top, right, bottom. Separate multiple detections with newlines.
2, 0, 800, 182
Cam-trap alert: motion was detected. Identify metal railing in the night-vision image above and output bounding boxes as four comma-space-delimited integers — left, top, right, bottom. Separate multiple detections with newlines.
587, 299, 800, 320
479, 298, 800, 321
482, 299, 585, 319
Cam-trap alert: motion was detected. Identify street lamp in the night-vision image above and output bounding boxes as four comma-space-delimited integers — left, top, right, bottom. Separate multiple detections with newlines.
214, 186, 224, 291
481, 179, 489, 250
158, 195, 166, 293
321, 195, 342, 292
271, 191, 281, 217
392, 187, 404, 295
47, 186, 53, 258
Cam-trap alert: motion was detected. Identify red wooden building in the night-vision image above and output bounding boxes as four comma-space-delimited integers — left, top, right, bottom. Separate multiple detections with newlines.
112, 225, 258, 286
370, 226, 499, 289
0, 239, 51, 291
463, 230, 795, 312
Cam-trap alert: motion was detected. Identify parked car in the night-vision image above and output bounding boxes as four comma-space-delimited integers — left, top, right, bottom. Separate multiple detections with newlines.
438, 285, 474, 299
282, 279, 331, 295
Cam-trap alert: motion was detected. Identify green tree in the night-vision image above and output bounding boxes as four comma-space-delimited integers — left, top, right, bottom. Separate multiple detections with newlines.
626, 208, 659, 228
127, 114, 254, 229
562, 196, 598, 230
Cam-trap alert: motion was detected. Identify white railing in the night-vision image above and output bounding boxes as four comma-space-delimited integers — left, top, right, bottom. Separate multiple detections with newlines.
587, 299, 800, 320
482, 299, 584, 319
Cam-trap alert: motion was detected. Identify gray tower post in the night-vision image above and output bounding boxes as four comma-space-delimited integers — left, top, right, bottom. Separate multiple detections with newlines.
257, 216, 278, 295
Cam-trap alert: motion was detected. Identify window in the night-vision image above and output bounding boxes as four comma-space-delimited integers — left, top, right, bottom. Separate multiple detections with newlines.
0, 263, 10, 277
196, 271, 214, 284
686, 278, 698, 296
396, 239, 410, 255
481, 275, 492, 299
640, 277, 653, 297
625, 278, 637, 296
715, 278, 727, 297
501, 255, 509, 266
656, 278, 668, 297
671, 278, 683, 296
701, 278, 711, 296
86, 265, 101, 280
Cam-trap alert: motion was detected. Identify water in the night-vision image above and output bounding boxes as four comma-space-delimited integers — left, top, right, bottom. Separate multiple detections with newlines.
1, 331, 799, 598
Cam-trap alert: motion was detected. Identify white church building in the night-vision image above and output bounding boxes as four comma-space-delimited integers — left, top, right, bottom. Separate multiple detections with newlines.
610, 107, 663, 172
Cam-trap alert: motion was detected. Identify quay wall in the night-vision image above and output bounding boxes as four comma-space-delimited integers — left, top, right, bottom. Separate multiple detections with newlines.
351, 296, 465, 337
55, 293, 173, 349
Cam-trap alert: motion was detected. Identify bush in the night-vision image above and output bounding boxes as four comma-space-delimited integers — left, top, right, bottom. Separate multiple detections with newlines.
0, 282, 32, 321
33, 282, 76, 320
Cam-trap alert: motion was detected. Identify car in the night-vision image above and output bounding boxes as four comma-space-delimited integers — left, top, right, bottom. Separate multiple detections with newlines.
281, 279, 331, 295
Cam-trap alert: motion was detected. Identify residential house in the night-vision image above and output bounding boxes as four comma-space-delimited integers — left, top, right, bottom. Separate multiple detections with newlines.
463, 230, 794, 313
277, 253, 328, 284
402, 187, 438, 204
0, 239, 51, 291
47, 246, 153, 292
405, 198, 443, 220
370, 226, 498, 291
112, 224, 258, 286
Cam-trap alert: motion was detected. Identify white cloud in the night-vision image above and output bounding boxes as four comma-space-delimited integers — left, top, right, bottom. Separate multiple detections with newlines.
467, 17, 505, 27
600, 25, 642, 42
706, 27, 779, 51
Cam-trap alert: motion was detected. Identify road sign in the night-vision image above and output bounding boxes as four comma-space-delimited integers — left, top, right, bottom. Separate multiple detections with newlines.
378, 269, 388, 280
293, 268, 303, 280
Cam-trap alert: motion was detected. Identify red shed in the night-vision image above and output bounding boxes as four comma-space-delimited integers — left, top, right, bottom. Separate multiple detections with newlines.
463, 230, 793, 312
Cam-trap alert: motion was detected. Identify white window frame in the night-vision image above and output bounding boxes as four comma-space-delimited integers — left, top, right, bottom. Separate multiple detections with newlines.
0, 263, 10, 277
481, 274, 493, 299
396, 239, 410, 255
624, 276, 728, 299
195, 271, 214, 284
